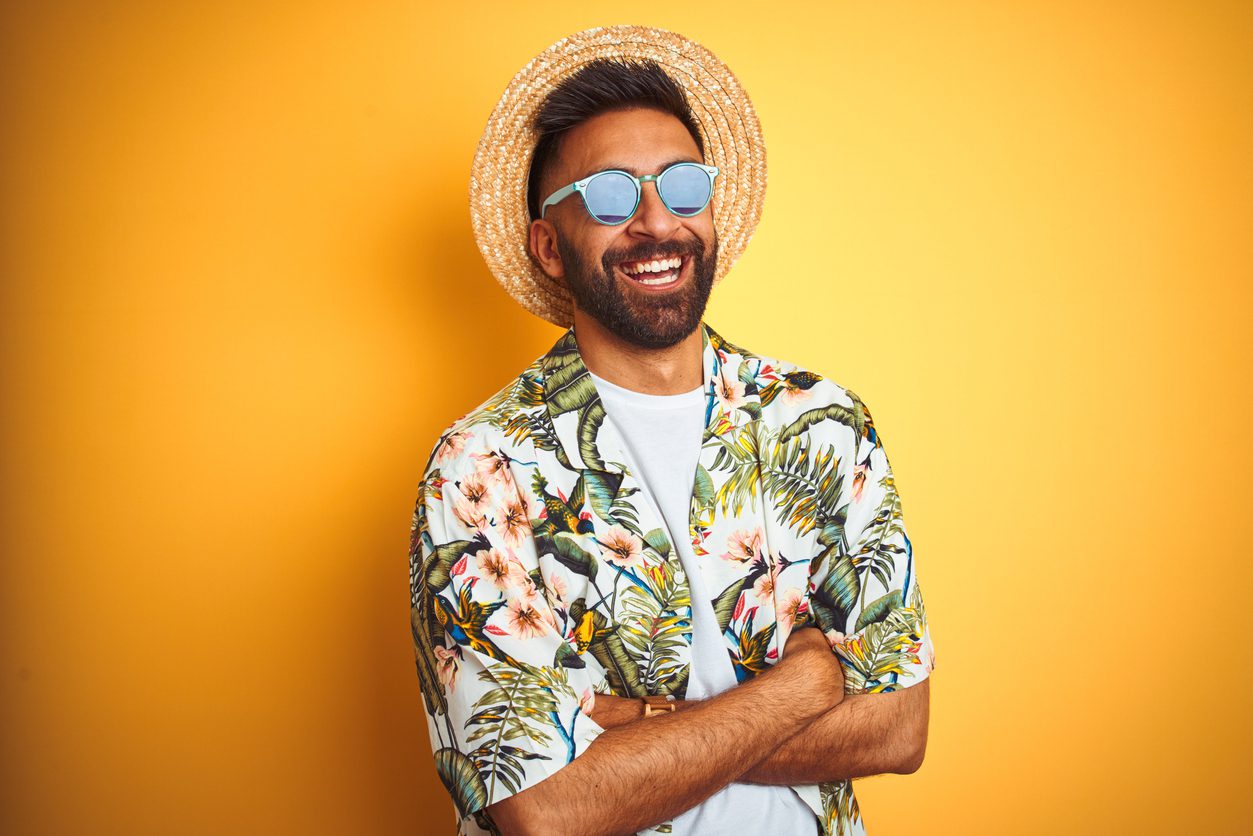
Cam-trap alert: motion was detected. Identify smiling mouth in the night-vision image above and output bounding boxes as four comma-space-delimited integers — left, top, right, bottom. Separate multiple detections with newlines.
615, 254, 688, 288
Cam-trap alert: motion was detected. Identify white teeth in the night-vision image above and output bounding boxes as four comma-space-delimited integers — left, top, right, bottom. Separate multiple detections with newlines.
622, 256, 683, 275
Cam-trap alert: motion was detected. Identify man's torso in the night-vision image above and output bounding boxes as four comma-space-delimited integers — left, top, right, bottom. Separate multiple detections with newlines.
409, 322, 933, 835
588, 368, 820, 835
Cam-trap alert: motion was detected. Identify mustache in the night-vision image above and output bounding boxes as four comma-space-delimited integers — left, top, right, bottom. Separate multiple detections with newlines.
602, 239, 705, 269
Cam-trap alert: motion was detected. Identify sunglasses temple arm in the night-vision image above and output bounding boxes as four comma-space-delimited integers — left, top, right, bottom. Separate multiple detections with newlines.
539, 183, 579, 219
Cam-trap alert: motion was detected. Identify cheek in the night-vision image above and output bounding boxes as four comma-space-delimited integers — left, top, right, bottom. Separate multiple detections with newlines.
690, 217, 716, 250
558, 230, 608, 271
687, 205, 715, 233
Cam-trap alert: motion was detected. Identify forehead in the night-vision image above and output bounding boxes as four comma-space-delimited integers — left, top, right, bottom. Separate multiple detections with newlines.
556, 107, 704, 182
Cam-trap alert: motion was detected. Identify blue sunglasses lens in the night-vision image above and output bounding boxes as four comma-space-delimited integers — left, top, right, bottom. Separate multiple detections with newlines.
658, 165, 713, 216
584, 172, 638, 223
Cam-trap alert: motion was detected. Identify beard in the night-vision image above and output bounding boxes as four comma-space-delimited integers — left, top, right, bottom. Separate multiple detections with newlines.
555, 230, 718, 350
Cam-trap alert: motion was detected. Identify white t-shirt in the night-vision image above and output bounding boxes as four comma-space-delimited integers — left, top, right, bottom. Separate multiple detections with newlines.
588, 370, 820, 836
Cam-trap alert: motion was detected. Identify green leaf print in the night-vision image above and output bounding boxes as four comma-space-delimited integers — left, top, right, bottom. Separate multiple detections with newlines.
548, 531, 599, 579
838, 608, 923, 693
690, 463, 716, 527
642, 527, 672, 560
543, 343, 596, 415
855, 589, 904, 632
763, 433, 845, 536
818, 779, 861, 836
433, 747, 490, 818
809, 544, 861, 634
425, 538, 477, 594
577, 399, 607, 470
712, 577, 747, 634
582, 468, 625, 521
778, 403, 859, 444
465, 663, 572, 800
410, 604, 449, 718
709, 421, 848, 537
617, 565, 690, 692
709, 422, 765, 516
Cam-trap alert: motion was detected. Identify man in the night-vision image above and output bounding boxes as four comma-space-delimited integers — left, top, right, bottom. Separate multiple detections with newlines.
409, 25, 935, 836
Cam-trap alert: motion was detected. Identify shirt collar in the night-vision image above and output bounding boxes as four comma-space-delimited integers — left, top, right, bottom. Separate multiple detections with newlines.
537, 321, 762, 470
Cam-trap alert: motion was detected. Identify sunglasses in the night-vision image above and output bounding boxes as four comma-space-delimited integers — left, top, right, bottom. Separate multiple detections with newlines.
540, 162, 720, 225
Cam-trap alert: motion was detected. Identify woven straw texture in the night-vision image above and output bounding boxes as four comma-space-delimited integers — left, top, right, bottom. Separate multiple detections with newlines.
468, 25, 767, 328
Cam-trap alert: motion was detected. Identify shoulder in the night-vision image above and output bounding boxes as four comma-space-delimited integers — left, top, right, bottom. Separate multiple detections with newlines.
722, 337, 874, 452
422, 355, 544, 478
737, 342, 866, 422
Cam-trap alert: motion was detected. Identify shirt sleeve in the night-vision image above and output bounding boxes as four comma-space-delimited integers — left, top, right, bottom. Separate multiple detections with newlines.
408, 426, 608, 826
805, 391, 936, 694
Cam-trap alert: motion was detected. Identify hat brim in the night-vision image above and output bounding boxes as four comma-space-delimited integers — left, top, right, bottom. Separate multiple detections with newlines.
468, 25, 767, 328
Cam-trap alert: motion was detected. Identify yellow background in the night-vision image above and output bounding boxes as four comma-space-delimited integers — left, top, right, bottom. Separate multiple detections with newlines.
3, 1, 1250, 833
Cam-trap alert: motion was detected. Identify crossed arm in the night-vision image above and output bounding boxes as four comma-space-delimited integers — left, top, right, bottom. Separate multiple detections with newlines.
483, 627, 930, 836
589, 671, 929, 784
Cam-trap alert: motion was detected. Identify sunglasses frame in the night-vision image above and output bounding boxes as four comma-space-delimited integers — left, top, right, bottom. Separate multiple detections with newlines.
540, 162, 720, 225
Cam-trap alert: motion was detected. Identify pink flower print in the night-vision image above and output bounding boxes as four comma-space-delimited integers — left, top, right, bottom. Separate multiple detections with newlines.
579, 688, 597, 715
722, 527, 764, 564
434, 430, 470, 463
472, 449, 513, 488
852, 463, 869, 502
458, 473, 492, 512
518, 578, 558, 630
451, 491, 488, 531
498, 497, 534, 547
777, 587, 807, 633
504, 596, 551, 640
544, 572, 569, 609
752, 571, 776, 604
715, 373, 747, 411
451, 473, 493, 530
598, 525, 644, 569
434, 644, 460, 692
476, 547, 529, 593
781, 384, 814, 407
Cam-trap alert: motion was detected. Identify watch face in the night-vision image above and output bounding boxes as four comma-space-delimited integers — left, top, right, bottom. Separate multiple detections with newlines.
643, 700, 672, 717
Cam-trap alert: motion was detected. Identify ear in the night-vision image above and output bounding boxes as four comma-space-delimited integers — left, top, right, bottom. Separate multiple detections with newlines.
528, 219, 565, 280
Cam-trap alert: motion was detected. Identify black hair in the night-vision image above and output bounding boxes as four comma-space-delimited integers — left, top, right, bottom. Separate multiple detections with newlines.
526, 58, 705, 222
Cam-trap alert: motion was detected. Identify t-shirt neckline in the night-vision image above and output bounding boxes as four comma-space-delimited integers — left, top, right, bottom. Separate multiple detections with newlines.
587, 369, 705, 408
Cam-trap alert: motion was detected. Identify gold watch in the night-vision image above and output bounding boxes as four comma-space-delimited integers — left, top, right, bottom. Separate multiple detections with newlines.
641, 695, 676, 717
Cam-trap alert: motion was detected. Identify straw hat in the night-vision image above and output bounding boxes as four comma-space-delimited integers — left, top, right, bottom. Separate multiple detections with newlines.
468, 25, 768, 328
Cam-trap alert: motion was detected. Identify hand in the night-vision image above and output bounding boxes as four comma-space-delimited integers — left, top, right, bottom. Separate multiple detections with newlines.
779, 626, 846, 703
782, 624, 834, 658
587, 627, 843, 731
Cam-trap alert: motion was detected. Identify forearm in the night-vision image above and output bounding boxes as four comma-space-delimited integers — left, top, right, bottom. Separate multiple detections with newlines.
486, 660, 833, 836
592, 680, 929, 786
739, 682, 928, 784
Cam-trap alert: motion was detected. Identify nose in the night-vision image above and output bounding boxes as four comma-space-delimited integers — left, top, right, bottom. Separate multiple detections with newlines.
624, 179, 682, 239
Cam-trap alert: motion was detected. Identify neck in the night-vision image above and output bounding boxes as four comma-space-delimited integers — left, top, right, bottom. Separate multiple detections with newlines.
571, 311, 704, 395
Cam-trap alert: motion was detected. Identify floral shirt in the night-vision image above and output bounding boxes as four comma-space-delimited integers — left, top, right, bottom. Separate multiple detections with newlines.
408, 322, 936, 836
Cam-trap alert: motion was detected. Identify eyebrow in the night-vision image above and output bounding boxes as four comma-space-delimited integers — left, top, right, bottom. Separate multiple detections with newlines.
575, 156, 703, 181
